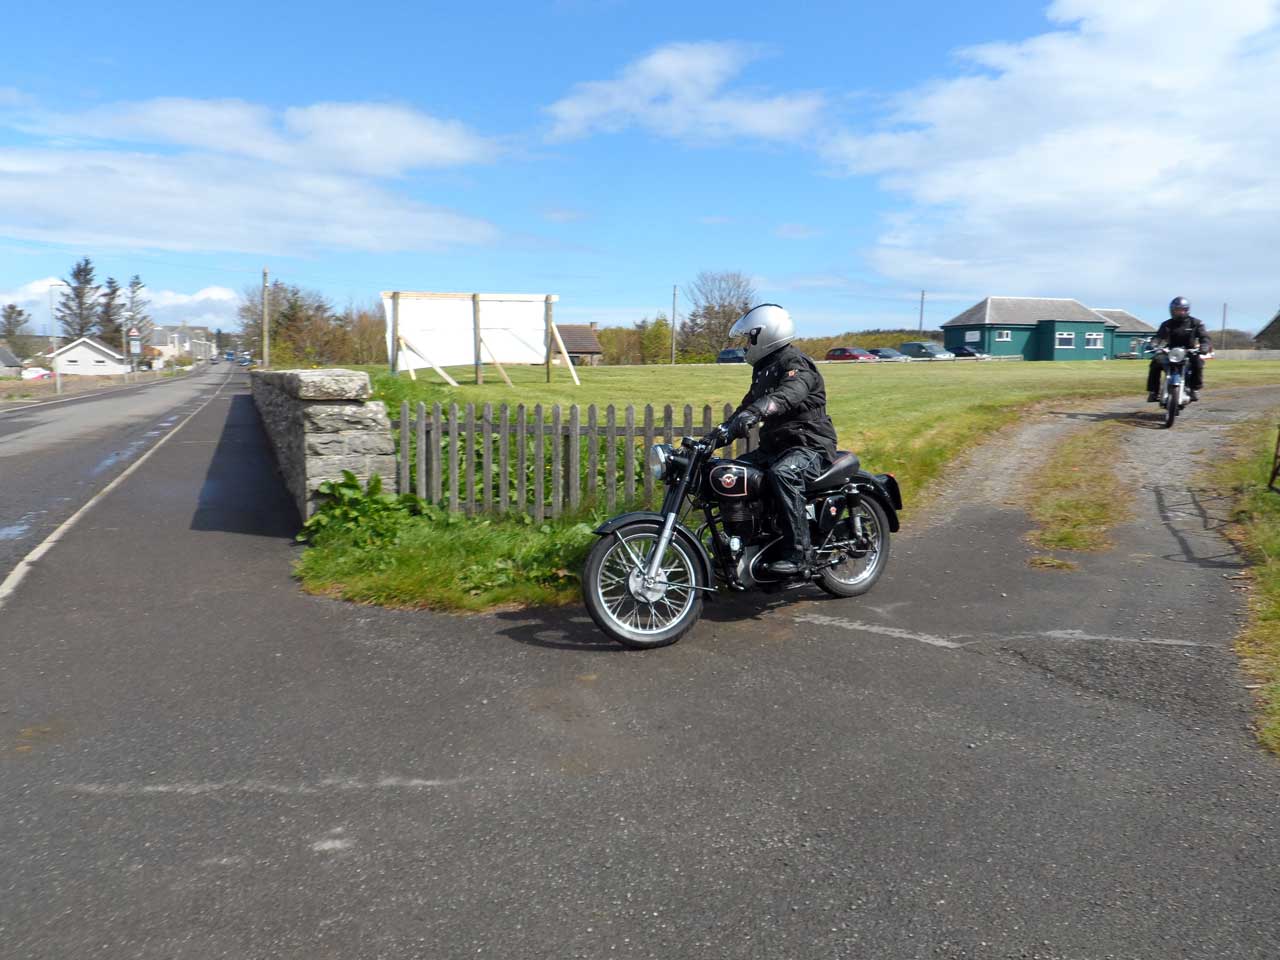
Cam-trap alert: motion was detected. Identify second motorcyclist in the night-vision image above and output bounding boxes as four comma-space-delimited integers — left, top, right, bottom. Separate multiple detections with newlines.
1148, 296, 1212, 402
716, 304, 838, 576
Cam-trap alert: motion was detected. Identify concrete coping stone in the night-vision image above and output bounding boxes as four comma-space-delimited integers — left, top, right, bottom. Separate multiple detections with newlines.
252, 368, 372, 401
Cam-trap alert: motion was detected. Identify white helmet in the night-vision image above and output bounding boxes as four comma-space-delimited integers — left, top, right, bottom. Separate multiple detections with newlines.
730, 303, 795, 366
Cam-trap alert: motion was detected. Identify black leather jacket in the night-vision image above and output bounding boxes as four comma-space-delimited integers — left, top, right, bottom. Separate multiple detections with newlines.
1154, 315, 1212, 351
733, 344, 838, 459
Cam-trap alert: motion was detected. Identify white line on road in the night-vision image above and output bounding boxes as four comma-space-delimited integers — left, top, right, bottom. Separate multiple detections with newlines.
793, 613, 1210, 650
0, 369, 210, 418
65, 777, 469, 796
0, 370, 232, 611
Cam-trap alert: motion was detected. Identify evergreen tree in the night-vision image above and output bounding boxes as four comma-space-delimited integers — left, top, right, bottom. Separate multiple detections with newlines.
640, 313, 673, 364
126, 275, 153, 343
1, 302, 31, 340
97, 276, 125, 348
56, 257, 101, 340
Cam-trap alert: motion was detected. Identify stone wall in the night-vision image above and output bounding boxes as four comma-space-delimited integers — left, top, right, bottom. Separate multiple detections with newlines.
250, 369, 396, 518
1213, 349, 1280, 360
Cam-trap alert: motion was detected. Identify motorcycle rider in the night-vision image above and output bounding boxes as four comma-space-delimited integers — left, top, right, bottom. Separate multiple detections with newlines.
1148, 297, 1212, 403
715, 304, 838, 576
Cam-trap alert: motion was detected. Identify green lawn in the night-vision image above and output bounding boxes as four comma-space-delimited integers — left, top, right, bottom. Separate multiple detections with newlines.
358, 359, 1280, 506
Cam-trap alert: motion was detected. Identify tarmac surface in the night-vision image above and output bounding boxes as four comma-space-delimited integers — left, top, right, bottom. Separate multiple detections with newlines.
1, 373, 1278, 959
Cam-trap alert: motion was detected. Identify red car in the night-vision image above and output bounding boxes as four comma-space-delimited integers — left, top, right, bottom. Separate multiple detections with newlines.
825, 346, 880, 362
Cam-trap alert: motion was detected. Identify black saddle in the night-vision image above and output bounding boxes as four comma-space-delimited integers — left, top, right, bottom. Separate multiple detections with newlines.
807, 451, 861, 492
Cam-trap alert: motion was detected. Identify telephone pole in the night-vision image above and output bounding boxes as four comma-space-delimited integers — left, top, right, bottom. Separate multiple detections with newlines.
1221, 302, 1228, 346
671, 284, 678, 364
262, 267, 270, 368
918, 290, 926, 333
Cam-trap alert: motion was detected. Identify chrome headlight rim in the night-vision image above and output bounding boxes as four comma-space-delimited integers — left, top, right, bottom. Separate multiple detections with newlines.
1168, 346, 1187, 362
647, 443, 674, 480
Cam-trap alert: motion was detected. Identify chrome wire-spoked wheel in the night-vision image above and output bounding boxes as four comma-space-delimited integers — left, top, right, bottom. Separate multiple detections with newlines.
818, 498, 891, 598
583, 522, 705, 649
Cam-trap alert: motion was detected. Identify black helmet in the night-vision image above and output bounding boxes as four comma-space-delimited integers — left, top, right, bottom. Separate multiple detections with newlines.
1169, 296, 1191, 316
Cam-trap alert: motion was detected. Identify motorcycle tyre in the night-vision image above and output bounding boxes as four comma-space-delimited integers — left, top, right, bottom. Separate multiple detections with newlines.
1164, 388, 1178, 428
817, 498, 892, 598
583, 521, 706, 650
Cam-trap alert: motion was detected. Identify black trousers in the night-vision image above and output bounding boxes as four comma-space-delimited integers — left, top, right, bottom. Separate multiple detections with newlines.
1147, 354, 1204, 392
739, 446, 829, 557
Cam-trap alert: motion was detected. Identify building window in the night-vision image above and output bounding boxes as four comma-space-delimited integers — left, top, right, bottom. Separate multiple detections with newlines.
1055, 332, 1075, 349
1085, 332, 1104, 349
996, 330, 1012, 342
94, 358, 106, 364
65, 358, 79, 364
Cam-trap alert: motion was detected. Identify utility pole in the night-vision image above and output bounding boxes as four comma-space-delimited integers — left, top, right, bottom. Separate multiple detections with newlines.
671, 284, 678, 364
918, 290, 926, 334
47, 280, 66, 395
262, 267, 270, 368
1221, 302, 1228, 347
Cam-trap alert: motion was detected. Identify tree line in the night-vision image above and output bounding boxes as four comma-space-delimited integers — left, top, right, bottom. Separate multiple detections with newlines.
236, 281, 387, 367
1, 257, 152, 360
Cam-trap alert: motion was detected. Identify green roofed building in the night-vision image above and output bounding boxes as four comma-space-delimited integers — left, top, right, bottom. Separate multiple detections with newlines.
1094, 308, 1157, 357
942, 297, 1152, 361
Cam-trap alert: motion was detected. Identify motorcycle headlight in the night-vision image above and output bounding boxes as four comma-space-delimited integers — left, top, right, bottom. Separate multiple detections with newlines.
647, 443, 674, 480
1168, 347, 1187, 362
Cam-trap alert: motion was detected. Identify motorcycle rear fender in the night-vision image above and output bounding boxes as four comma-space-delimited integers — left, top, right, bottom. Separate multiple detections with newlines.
593, 512, 716, 591
851, 471, 902, 532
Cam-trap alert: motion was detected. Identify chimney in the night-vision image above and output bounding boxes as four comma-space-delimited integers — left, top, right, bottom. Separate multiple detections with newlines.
589, 321, 598, 331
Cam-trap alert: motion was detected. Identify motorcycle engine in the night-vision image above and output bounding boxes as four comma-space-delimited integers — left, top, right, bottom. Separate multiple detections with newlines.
721, 500, 762, 541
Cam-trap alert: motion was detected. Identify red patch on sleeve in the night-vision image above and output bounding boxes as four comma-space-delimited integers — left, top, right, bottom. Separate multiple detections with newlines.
787, 369, 797, 377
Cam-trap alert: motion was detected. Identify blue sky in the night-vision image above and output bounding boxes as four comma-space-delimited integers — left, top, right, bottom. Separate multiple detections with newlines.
2, 0, 1278, 337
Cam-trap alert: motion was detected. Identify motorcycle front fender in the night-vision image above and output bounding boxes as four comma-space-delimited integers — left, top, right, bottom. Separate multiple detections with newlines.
593, 511, 716, 590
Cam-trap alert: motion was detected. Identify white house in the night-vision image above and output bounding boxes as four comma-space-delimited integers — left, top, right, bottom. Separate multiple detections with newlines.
45, 337, 131, 376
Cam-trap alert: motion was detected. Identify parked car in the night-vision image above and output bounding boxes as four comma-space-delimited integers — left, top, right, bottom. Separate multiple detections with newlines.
21, 369, 52, 380
716, 347, 748, 363
898, 341, 955, 360
867, 347, 910, 362
950, 345, 989, 359
824, 346, 880, 362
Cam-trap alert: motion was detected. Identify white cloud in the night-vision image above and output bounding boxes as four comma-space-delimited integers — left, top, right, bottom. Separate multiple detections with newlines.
26, 97, 495, 176
0, 277, 240, 333
824, 0, 1280, 318
775, 223, 823, 240
0, 147, 497, 255
149, 286, 237, 307
547, 41, 824, 142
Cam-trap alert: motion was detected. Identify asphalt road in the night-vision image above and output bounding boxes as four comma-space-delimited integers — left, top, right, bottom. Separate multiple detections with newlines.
0, 365, 233, 577
1, 378, 1278, 959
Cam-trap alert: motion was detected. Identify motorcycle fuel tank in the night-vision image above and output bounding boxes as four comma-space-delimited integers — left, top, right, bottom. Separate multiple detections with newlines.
706, 459, 766, 500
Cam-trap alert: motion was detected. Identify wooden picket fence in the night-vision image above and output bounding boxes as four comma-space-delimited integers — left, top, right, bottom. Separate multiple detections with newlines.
391, 402, 758, 520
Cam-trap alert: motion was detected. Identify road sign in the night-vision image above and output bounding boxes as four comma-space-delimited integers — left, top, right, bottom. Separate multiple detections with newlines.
129, 338, 141, 356
127, 326, 140, 338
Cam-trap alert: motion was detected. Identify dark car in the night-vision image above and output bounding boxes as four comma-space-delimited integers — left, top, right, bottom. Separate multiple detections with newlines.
716, 347, 748, 363
867, 347, 910, 362
898, 341, 955, 360
951, 345, 989, 359
825, 346, 880, 362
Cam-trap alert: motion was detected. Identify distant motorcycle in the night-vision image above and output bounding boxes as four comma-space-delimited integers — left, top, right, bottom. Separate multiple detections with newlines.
1149, 342, 1201, 428
582, 428, 902, 649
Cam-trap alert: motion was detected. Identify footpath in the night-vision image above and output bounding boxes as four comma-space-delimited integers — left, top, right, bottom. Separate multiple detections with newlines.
1, 379, 1278, 959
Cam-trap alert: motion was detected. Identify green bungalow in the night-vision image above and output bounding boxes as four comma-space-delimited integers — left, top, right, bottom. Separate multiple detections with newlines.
1094, 309, 1157, 357
942, 297, 1152, 360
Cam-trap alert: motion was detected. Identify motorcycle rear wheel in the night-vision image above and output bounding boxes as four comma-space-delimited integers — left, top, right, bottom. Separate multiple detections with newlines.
817, 498, 891, 598
583, 521, 706, 649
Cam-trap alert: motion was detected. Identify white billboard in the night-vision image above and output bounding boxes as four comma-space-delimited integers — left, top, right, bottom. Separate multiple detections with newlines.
382, 292, 567, 385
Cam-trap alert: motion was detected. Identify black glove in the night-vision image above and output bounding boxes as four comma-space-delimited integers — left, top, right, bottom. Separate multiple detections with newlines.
726, 409, 759, 440
707, 423, 733, 449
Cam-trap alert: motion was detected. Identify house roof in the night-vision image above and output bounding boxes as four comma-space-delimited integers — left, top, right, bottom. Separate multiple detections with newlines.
942, 297, 1113, 328
0, 345, 20, 367
557, 324, 603, 354
1093, 308, 1156, 332
46, 336, 125, 360
1255, 309, 1280, 343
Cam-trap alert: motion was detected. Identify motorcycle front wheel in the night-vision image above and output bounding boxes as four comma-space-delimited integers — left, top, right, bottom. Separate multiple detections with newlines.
1164, 385, 1179, 428
583, 521, 706, 649
817, 498, 891, 598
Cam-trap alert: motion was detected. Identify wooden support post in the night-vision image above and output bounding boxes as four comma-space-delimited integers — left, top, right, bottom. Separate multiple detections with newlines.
479, 335, 514, 388
550, 322, 581, 386
545, 295, 553, 384
399, 334, 459, 387
472, 293, 483, 385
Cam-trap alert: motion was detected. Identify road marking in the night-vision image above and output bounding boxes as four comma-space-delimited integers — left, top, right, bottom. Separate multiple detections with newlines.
793, 613, 1209, 650
0, 370, 232, 610
64, 776, 468, 796
794, 613, 963, 648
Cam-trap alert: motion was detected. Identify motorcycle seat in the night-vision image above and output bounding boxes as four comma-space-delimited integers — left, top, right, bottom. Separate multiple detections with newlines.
807, 451, 861, 492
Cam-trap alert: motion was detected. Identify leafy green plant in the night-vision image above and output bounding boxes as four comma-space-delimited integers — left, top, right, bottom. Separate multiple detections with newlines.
298, 470, 433, 546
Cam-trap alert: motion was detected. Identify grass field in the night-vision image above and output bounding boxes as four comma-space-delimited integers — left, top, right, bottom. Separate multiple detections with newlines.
360, 359, 1280, 506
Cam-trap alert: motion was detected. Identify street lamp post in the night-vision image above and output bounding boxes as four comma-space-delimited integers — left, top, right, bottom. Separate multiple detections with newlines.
46, 280, 69, 395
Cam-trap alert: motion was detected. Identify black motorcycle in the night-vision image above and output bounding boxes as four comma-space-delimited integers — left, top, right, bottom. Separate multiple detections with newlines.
582, 429, 902, 648
1150, 342, 1201, 428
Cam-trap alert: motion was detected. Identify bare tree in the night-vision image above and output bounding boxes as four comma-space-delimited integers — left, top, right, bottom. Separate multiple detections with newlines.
678, 270, 756, 358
